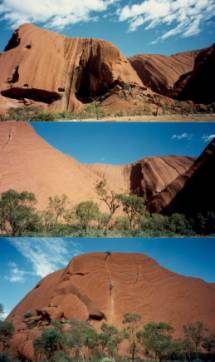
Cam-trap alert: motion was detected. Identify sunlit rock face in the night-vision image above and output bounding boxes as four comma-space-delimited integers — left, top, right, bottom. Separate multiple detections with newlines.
7, 252, 215, 360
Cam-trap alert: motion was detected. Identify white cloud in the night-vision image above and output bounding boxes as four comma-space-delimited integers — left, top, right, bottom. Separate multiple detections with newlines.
6, 262, 33, 283
118, 0, 215, 41
9, 238, 81, 278
202, 134, 215, 143
0, 0, 117, 29
171, 132, 192, 140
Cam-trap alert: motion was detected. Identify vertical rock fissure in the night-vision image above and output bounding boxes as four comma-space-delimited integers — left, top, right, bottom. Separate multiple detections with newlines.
1, 127, 15, 150
105, 252, 115, 324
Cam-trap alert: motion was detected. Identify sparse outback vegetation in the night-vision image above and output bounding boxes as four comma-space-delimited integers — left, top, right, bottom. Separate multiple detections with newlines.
0, 304, 215, 362
0, 188, 214, 236
0, 101, 215, 123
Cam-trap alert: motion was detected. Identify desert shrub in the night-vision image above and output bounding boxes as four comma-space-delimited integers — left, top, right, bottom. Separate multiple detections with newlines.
168, 213, 192, 234
34, 328, 66, 361
140, 213, 169, 232
117, 194, 145, 230
84, 102, 105, 119
31, 111, 57, 121
0, 190, 41, 236
96, 212, 111, 231
7, 106, 41, 121
75, 201, 99, 230
0, 321, 15, 349
114, 216, 130, 230
23, 311, 33, 319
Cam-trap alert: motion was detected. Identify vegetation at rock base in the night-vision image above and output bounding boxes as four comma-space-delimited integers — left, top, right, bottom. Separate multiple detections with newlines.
1, 302, 215, 362
0, 100, 215, 122
0, 187, 215, 236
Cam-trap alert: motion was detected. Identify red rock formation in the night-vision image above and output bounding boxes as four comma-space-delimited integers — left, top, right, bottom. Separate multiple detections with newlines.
129, 50, 200, 95
0, 24, 213, 114
0, 24, 142, 112
0, 121, 193, 211
176, 44, 215, 104
7, 252, 215, 360
148, 138, 215, 214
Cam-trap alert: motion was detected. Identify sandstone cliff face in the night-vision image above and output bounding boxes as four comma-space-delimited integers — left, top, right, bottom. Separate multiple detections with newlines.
129, 51, 200, 95
7, 252, 215, 360
0, 121, 106, 209
0, 121, 193, 211
0, 24, 142, 112
0, 24, 213, 114
148, 138, 215, 214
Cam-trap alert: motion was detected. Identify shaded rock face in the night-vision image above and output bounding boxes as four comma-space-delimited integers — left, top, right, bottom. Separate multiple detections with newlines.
176, 44, 215, 104
0, 24, 142, 112
7, 252, 215, 360
129, 51, 200, 95
0, 121, 193, 211
148, 139, 215, 215
129, 46, 215, 105
128, 156, 194, 200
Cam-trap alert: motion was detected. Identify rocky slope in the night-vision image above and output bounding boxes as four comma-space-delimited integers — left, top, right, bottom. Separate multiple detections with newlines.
148, 138, 215, 214
0, 23, 143, 113
129, 50, 200, 95
0, 121, 193, 211
0, 23, 213, 115
176, 44, 215, 104
7, 252, 215, 360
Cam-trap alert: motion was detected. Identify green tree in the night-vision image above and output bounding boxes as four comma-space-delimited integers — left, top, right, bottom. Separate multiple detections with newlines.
96, 212, 111, 233
75, 201, 99, 231
122, 313, 141, 362
66, 318, 99, 360
43, 195, 69, 230
99, 323, 123, 358
183, 321, 206, 354
114, 216, 130, 231
0, 321, 15, 350
33, 328, 66, 362
138, 322, 174, 362
0, 190, 40, 236
140, 213, 168, 233
96, 179, 120, 224
118, 194, 145, 229
202, 334, 215, 353
167, 339, 188, 361
168, 213, 192, 234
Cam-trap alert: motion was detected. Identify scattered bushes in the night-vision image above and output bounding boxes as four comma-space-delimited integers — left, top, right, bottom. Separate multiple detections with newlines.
1, 299, 215, 362
0, 189, 214, 236
1, 99, 215, 123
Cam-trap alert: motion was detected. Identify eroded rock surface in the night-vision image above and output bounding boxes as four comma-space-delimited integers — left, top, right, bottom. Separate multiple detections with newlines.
7, 253, 215, 360
0, 24, 142, 112
0, 121, 193, 211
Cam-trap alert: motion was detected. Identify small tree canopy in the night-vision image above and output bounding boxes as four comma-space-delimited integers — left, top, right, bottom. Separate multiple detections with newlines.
0, 190, 40, 236
117, 194, 145, 229
75, 201, 99, 230
183, 321, 206, 353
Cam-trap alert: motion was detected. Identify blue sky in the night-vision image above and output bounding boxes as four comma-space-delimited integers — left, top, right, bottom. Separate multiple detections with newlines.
0, 1, 214, 55
0, 238, 215, 319
32, 122, 215, 164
